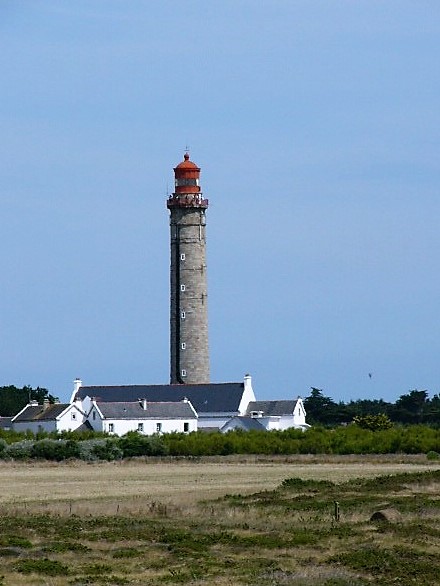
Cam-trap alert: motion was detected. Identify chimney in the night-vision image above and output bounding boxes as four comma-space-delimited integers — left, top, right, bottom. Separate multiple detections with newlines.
43, 398, 50, 411
140, 398, 147, 410
69, 378, 83, 403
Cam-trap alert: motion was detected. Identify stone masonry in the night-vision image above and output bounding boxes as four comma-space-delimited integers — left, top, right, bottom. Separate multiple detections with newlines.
167, 154, 210, 384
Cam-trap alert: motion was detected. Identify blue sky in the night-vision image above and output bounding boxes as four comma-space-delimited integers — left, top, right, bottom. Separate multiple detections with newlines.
1, 1, 439, 403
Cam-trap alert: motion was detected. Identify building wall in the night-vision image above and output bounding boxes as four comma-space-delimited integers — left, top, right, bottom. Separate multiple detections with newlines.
13, 420, 57, 434
170, 206, 209, 384
96, 418, 197, 436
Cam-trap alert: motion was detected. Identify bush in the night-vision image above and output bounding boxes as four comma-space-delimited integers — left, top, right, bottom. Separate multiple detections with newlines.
0, 438, 7, 455
77, 439, 111, 461
91, 439, 123, 461
31, 439, 80, 461
4, 440, 34, 459
118, 432, 169, 457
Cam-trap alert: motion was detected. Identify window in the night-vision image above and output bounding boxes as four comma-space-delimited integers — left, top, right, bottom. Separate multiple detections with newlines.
184, 422, 189, 433
181, 342, 186, 350
181, 369, 187, 377
180, 311, 185, 319
71, 412, 76, 420
92, 411, 96, 420
156, 422, 162, 433
108, 423, 114, 433
175, 178, 198, 187
180, 253, 186, 261
180, 284, 186, 292
138, 422, 144, 432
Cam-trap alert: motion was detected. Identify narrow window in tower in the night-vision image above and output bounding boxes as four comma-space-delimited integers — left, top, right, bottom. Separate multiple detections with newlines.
180, 284, 186, 292
181, 342, 186, 350
180, 253, 185, 261
181, 311, 185, 319
181, 369, 187, 377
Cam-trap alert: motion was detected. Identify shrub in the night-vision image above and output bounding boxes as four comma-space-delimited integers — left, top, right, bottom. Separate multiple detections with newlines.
353, 414, 393, 431
118, 432, 169, 457
15, 558, 69, 576
77, 439, 110, 461
4, 440, 34, 459
31, 439, 80, 461
91, 439, 123, 461
0, 439, 7, 455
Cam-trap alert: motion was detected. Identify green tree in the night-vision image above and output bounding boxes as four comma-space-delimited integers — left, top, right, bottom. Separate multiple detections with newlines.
353, 413, 393, 431
304, 388, 347, 425
0, 386, 58, 417
391, 390, 429, 424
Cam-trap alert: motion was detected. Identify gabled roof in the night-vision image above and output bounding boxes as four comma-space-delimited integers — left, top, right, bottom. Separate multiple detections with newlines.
221, 416, 265, 432
246, 400, 299, 417
76, 383, 245, 414
74, 420, 94, 432
12, 403, 71, 422
94, 401, 196, 420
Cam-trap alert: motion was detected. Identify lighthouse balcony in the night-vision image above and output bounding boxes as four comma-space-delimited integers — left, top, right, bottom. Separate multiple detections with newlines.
167, 195, 209, 209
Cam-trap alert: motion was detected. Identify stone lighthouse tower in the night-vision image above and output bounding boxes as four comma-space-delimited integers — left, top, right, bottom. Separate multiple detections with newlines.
167, 153, 210, 384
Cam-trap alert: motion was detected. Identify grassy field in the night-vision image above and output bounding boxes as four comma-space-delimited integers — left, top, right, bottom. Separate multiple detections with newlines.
0, 455, 439, 585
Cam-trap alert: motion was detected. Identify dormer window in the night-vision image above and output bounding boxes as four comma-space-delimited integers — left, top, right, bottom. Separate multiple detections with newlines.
250, 411, 263, 418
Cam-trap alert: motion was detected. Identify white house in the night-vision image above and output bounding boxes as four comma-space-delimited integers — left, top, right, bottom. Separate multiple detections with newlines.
71, 374, 256, 431
11, 400, 88, 434
87, 399, 198, 436
220, 416, 266, 433
243, 399, 309, 431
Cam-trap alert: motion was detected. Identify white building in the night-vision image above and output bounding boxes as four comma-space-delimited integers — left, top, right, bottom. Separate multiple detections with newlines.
87, 399, 198, 435
71, 374, 256, 431
11, 401, 88, 434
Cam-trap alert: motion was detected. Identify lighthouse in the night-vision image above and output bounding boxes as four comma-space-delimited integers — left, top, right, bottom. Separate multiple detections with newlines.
167, 153, 210, 384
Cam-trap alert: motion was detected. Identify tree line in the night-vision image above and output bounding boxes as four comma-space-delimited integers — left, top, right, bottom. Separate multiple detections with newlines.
0, 426, 439, 460
304, 387, 440, 426
0, 386, 57, 417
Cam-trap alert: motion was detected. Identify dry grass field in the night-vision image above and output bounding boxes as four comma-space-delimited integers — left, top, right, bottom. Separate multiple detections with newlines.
0, 454, 438, 513
0, 455, 439, 585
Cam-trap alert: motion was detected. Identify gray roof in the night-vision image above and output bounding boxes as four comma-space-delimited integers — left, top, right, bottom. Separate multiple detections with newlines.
221, 416, 265, 432
13, 403, 70, 422
0, 417, 13, 430
95, 401, 196, 420
76, 383, 245, 414
246, 400, 299, 417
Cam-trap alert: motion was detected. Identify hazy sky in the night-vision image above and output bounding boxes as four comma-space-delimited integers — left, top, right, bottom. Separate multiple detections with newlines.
1, 1, 439, 403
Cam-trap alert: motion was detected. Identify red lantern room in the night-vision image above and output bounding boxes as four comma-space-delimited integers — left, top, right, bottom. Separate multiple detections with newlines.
174, 153, 201, 194
167, 153, 208, 209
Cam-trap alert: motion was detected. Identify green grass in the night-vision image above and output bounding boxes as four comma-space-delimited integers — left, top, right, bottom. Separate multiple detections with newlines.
0, 469, 439, 584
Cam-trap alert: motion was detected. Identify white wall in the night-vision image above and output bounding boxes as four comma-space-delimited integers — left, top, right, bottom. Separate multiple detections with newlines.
93, 417, 197, 436
13, 420, 57, 434
197, 415, 233, 429
238, 375, 256, 415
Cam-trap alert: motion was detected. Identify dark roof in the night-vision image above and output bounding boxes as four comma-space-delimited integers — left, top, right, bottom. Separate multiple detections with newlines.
221, 416, 265, 432
246, 400, 299, 417
74, 420, 94, 432
13, 403, 70, 422
76, 383, 245, 414
95, 401, 196, 420
0, 417, 13, 430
